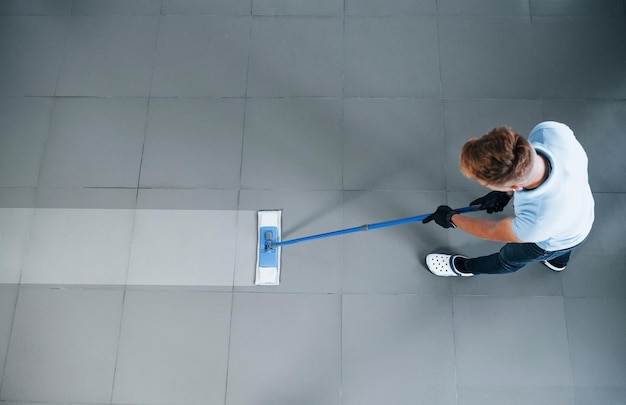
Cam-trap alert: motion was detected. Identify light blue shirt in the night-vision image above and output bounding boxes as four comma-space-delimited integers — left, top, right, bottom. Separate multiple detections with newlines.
512, 122, 594, 250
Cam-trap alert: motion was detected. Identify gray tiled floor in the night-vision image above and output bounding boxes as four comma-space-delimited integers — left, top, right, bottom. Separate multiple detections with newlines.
141, 98, 245, 188
0, 1, 625, 404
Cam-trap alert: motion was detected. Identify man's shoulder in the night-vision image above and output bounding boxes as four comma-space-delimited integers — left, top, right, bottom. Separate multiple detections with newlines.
528, 121, 575, 145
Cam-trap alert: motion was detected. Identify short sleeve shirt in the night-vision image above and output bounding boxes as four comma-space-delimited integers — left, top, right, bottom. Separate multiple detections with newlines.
511, 122, 594, 250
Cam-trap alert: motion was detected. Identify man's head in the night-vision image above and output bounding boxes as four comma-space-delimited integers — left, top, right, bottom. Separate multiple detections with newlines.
460, 126, 535, 191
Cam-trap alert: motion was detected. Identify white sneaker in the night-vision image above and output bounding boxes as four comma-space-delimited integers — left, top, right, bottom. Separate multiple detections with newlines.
426, 254, 473, 277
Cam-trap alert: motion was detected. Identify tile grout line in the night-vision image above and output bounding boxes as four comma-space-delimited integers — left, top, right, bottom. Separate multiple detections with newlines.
529, 0, 543, 107
560, 296, 577, 400
119, 9, 163, 287
11, 180, 38, 298
437, 4, 461, 402
135, 7, 163, 201
225, 7, 254, 404
18, 95, 626, 102
105, 21, 164, 404
339, 289, 344, 405
223, 289, 237, 405
435, 2, 451, 203
50, 12, 72, 99
340, 2, 346, 403
108, 288, 127, 404
0, 286, 21, 398
6, 179, 40, 399
450, 295, 461, 405
237, 10, 254, 197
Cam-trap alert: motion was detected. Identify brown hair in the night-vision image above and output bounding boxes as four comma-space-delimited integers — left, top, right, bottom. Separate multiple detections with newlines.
460, 126, 534, 186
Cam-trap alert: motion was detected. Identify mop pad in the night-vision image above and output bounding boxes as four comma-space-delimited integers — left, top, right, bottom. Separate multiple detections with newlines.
255, 210, 281, 286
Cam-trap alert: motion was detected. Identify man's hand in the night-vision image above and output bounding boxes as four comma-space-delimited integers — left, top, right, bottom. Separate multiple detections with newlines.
422, 205, 457, 228
470, 191, 512, 213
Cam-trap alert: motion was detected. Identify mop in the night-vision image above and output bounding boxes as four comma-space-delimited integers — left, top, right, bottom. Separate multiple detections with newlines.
255, 205, 477, 286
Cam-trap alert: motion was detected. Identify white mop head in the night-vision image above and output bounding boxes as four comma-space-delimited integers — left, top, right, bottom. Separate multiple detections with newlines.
255, 210, 282, 286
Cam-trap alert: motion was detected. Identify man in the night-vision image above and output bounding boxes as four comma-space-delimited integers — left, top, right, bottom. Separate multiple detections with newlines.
423, 121, 594, 276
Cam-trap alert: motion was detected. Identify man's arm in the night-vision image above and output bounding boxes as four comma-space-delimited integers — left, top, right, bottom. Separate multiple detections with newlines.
450, 214, 525, 243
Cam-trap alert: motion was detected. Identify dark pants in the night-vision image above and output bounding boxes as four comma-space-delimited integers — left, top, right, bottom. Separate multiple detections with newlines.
465, 240, 584, 275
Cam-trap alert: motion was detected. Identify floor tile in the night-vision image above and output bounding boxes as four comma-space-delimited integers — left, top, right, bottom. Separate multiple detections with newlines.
235, 190, 343, 292
541, 99, 626, 193
341, 190, 451, 294
342, 294, 456, 405
439, 16, 537, 98
0, 0, 72, 15
0, 286, 18, 384
137, 188, 239, 210
0, 208, 33, 283
530, 0, 625, 16
36, 187, 137, 209
437, 0, 530, 15
442, 99, 542, 191
56, 16, 158, 97
247, 17, 343, 97
346, 0, 436, 16
561, 193, 626, 298
343, 98, 445, 191
0, 97, 51, 187
113, 290, 232, 405
233, 209, 257, 286
226, 293, 341, 405
0, 402, 89, 405
1, 288, 123, 403
0, 188, 36, 208
241, 98, 343, 190
128, 209, 237, 287
575, 193, 624, 258
345, 16, 439, 97
254, 0, 343, 15
151, 16, 250, 97
71, 0, 162, 15
140, 98, 245, 189
566, 297, 626, 403
454, 296, 574, 405
38, 98, 147, 188
0, 16, 67, 96
161, 0, 251, 15
534, 17, 626, 99
563, 253, 626, 298
21, 209, 135, 285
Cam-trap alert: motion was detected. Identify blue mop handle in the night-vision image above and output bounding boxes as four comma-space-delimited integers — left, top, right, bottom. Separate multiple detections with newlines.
271, 205, 478, 248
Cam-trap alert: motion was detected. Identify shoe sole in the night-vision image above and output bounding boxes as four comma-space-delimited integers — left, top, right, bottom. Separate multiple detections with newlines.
542, 260, 565, 272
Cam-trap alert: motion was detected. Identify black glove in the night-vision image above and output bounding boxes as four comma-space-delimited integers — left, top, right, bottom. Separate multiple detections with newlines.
470, 191, 512, 213
422, 205, 457, 229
